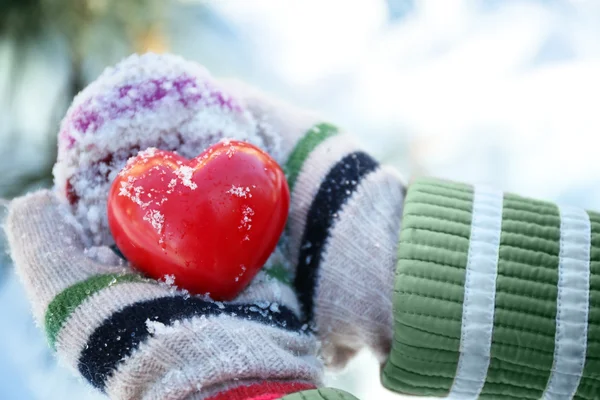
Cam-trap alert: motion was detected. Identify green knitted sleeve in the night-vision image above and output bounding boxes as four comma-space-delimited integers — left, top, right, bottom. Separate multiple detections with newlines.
281, 388, 360, 400
382, 177, 600, 400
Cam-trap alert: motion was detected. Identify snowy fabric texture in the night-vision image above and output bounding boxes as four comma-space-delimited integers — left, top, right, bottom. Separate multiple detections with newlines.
54, 53, 280, 246
222, 82, 407, 367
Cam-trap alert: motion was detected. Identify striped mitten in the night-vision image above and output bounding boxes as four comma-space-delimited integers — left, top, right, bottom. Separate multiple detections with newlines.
6, 190, 322, 400
51, 50, 405, 371
225, 81, 407, 367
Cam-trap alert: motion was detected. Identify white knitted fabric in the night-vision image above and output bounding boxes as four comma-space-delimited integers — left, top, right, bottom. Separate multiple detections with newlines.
6, 191, 321, 400
315, 166, 404, 366
228, 84, 406, 367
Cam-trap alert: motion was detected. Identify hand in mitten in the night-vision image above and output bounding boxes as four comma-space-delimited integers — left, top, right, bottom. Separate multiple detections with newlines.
221, 80, 406, 368
6, 54, 360, 400
52, 52, 405, 370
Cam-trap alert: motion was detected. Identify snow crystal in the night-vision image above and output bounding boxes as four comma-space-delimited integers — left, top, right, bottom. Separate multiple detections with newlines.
84, 246, 125, 265
227, 185, 251, 198
220, 137, 237, 157
163, 274, 176, 286
143, 210, 164, 234
157, 275, 191, 298
167, 178, 177, 193
269, 303, 280, 313
235, 264, 248, 282
254, 301, 270, 309
119, 178, 151, 208
137, 147, 158, 159
239, 206, 254, 231
145, 319, 167, 335
174, 166, 197, 190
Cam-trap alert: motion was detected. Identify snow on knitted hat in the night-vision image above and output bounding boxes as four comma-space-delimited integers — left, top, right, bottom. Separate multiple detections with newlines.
53, 53, 278, 246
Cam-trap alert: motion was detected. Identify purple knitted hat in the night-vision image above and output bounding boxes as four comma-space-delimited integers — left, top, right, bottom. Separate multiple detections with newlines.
53, 53, 274, 246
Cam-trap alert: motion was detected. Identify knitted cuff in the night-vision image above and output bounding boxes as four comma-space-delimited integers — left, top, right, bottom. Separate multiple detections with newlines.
283, 123, 406, 367
200, 381, 315, 400
6, 191, 322, 400
383, 177, 600, 400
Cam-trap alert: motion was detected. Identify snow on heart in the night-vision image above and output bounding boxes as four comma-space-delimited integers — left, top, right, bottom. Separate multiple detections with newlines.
107, 140, 290, 300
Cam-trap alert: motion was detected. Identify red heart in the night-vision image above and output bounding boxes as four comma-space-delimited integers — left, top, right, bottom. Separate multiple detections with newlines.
107, 140, 290, 300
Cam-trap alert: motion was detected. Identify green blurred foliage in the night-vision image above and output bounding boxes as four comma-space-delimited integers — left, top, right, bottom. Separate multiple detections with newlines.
0, 0, 168, 198
1, 0, 165, 53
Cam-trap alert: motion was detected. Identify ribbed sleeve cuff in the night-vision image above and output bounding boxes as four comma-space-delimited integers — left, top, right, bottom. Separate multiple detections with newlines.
382, 177, 600, 400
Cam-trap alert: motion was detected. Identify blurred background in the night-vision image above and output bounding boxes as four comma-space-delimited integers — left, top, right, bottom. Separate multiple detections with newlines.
1, 0, 600, 398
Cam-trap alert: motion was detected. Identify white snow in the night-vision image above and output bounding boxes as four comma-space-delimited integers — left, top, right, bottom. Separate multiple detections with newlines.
269, 303, 280, 313
226, 185, 251, 198
162, 274, 176, 286
226, 145, 236, 158
137, 147, 158, 160
83, 246, 125, 266
145, 319, 167, 335
154, 274, 191, 298
174, 166, 197, 190
239, 206, 254, 231
143, 210, 165, 234
118, 178, 152, 209
236, 264, 247, 282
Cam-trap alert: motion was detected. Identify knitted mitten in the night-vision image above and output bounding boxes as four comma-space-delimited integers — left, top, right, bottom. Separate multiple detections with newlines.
6, 190, 321, 400
54, 53, 275, 247
51, 51, 405, 369
223, 80, 406, 367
